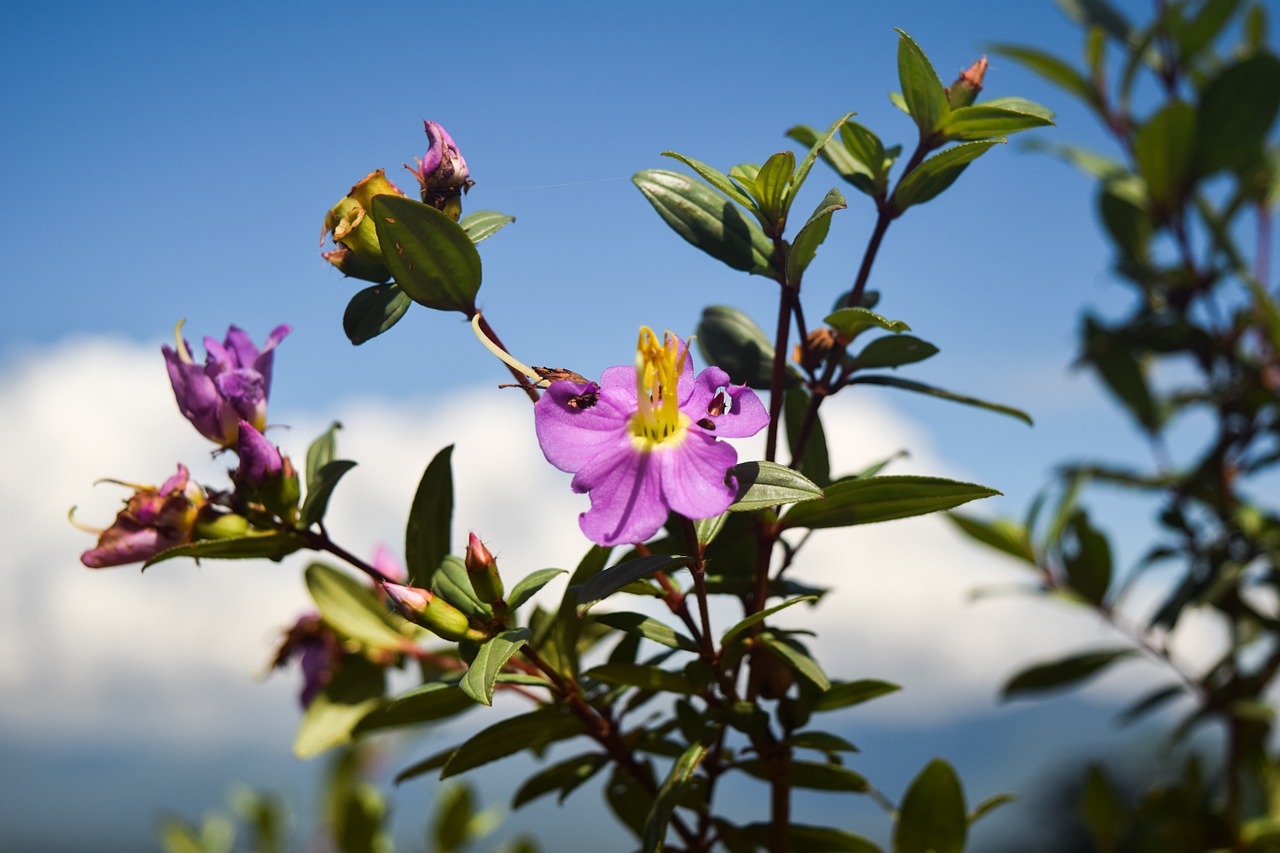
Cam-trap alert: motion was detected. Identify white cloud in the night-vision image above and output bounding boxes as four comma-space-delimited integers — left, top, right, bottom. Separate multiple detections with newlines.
0, 336, 1224, 750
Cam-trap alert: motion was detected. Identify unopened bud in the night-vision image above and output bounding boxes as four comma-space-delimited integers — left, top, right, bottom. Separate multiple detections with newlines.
947, 56, 988, 109
383, 581, 472, 641
464, 532, 505, 603
405, 120, 473, 221
792, 328, 842, 374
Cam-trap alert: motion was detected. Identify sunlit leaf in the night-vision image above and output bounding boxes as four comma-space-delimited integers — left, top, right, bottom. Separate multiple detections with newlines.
372, 195, 482, 315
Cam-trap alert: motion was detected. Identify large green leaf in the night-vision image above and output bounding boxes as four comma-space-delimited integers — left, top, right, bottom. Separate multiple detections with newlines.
633, 170, 776, 275
460, 627, 532, 706
851, 335, 938, 369
1002, 648, 1138, 700
1194, 54, 1280, 176
299, 460, 357, 528
355, 682, 475, 733
895, 759, 967, 853
343, 282, 411, 345
696, 305, 784, 390
305, 562, 408, 651
441, 708, 586, 778
941, 105, 1054, 141
642, 740, 709, 853
371, 195, 482, 315
459, 210, 515, 243
727, 460, 824, 511
405, 445, 453, 588
596, 611, 699, 653
143, 531, 305, 568
781, 476, 999, 530
892, 141, 1002, 212
896, 29, 950, 135
812, 679, 901, 712
575, 554, 689, 614
1134, 101, 1197, 209
848, 375, 1032, 425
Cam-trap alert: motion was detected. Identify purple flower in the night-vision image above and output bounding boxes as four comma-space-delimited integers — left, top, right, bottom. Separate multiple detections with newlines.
534, 327, 768, 546
234, 420, 283, 488
80, 465, 204, 568
162, 322, 291, 447
270, 613, 342, 709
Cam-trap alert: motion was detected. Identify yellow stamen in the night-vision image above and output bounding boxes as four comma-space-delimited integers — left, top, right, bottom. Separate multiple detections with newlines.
631, 327, 689, 449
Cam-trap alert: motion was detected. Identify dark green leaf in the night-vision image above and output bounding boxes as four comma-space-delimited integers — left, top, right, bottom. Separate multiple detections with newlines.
459, 210, 515, 243
727, 460, 824, 511
1134, 101, 1196, 209
729, 823, 882, 852
896, 29, 950, 135
460, 628, 532, 706
405, 445, 453, 588
825, 307, 911, 339
785, 730, 860, 755
433, 554, 491, 619
892, 141, 1002, 212
300, 460, 357, 528
1061, 510, 1113, 605
947, 513, 1038, 566
970, 792, 1017, 824
513, 752, 608, 809
507, 568, 566, 611
1002, 648, 1138, 700
851, 335, 938, 369
757, 632, 829, 690
540, 546, 611, 679
433, 784, 475, 853
305, 562, 408, 651
813, 679, 901, 712
633, 170, 776, 275
1098, 182, 1152, 263
585, 663, 700, 695
1175, 0, 1243, 62
642, 740, 709, 853
784, 387, 831, 487
941, 105, 1054, 141
343, 283, 411, 345
441, 708, 586, 778
696, 305, 784, 390
895, 759, 967, 853
294, 656, 385, 759
1194, 54, 1280, 175
606, 762, 655, 840
305, 422, 341, 489
1081, 315, 1160, 432
143, 531, 305, 568
662, 151, 757, 209
355, 682, 475, 733
848, 375, 1033, 425
1116, 683, 1186, 726
576, 554, 689, 614
721, 595, 819, 647
372, 195, 482, 315
596, 611, 699, 652
736, 759, 867, 792
781, 476, 1000, 530
787, 188, 847, 285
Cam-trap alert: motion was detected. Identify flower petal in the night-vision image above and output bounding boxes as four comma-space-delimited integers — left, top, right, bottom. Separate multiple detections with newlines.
573, 442, 668, 546
163, 348, 224, 442
658, 433, 738, 519
534, 380, 629, 473
684, 367, 769, 438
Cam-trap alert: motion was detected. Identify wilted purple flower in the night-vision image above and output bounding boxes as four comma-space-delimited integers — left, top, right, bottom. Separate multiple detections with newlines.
406, 120, 473, 218
534, 327, 768, 546
235, 420, 283, 487
80, 465, 204, 568
163, 322, 291, 447
270, 613, 342, 709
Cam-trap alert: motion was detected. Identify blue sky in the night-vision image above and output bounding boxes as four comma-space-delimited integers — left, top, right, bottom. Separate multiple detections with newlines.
0, 1, 1240, 849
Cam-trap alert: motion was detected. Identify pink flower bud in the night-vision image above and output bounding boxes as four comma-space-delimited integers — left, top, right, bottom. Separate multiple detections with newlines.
464, 532, 505, 603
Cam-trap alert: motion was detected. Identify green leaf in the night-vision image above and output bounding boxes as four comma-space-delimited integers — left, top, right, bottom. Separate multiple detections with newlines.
1175, 0, 1243, 62
1134, 101, 1196, 209
721, 595, 819, 648
305, 422, 341, 489
736, 759, 866, 792
896, 29, 950, 135
788, 121, 889, 198
405, 445, 453, 588
343, 282, 411, 345
757, 632, 830, 690
596, 611, 699, 653
784, 387, 831, 488
792, 112, 858, 199
847, 375, 1033, 425
755, 150, 795, 226
460, 628, 532, 706
584, 663, 700, 695
981, 96, 1056, 121
1098, 182, 1152, 263
143, 531, 305, 568
642, 740, 709, 853
895, 759, 967, 853
1194, 54, 1280, 176
305, 562, 408, 651
947, 513, 1037, 566
459, 210, 515, 243
513, 752, 608, 808
355, 682, 475, 733
433, 554, 491, 619
851, 335, 938, 369
633, 170, 776, 276
294, 657, 385, 759
693, 513, 728, 546
432, 784, 476, 853
1061, 510, 1112, 605
696, 305, 784, 390
371, 194, 482, 315
941, 105, 1054, 141
787, 188, 846, 286
727, 460, 824, 511
813, 679, 902, 712
1002, 648, 1138, 700
507, 568, 566, 611
988, 44, 1097, 105
575, 554, 688, 614
892, 141, 1002, 212
540, 546, 612, 679
606, 763, 656, 841
970, 792, 1017, 825
1115, 683, 1186, 727
299, 460, 357, 528
725, 823, 882, 852
441, 707, 586, 778
661, 151, 757, 210
781, 475, 1000, 530
786, 730, 860, 755
1081, 315, 1160, 432
825, 307, 911, 339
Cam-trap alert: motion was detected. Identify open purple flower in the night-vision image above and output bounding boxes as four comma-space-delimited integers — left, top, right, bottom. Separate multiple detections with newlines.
79, 464, 204, 568
163, 322, 291, 447
534, 327, 768, 546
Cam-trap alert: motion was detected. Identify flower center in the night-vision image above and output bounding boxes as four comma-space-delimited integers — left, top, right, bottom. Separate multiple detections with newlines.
630, 327, 688, 450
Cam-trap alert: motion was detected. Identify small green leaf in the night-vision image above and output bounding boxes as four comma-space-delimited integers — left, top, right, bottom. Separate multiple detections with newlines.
693, 513, 728, 546
305, 562, 408, 651
980, 96, 1056, 121
1134, 100, 1197, 209
461, 628, 532, 706
788, 121, 888, 198
787, 188, 847, 285
596, 611, 699, 653
507, 568, 566, 611
892, 141, 1002, 212
1002, 648, 1138, 700
405, 445, 453, 588
513, 752, 608, 809
459, 210, 515, 243
585, 663, 700, 695
433, 554, 491, 619
757, 632, 830, 690
343, 283, 411, 345
735, 759, 866, 792
727, 823, 882, 852
895, 759, 967, 853
1061, 510, 1113, 605
294, 657, 385, 759
727, 460, 824, 511
300, 460, 357, 528
696, 305, 784, 389
441, 707, 586, 778
786, 730, 860, 755
576, 554, 690, 614
355, 682, 475, 733
970, 792, 1017, 824
941, 105, 1054, 141
947, 513, 1037, 566
896, 29, 950, 135
661, 151, 757, 210
1115, 683, 1186, 726
642, 740, 709, 853
781, 476, 999, 530
633, 170, 776, 276
851, 334, 938, 369
792, 112, 858, 201
755, 150, 796, 227
143, 531, 305, 568
372, 195, 482, 315
305, 422, 340, 488
988, 44, 1097, 106
825, 307, 911, 339
813, 679, 901, 712
848, 375, 1033, 425
721, 595, 819, 648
